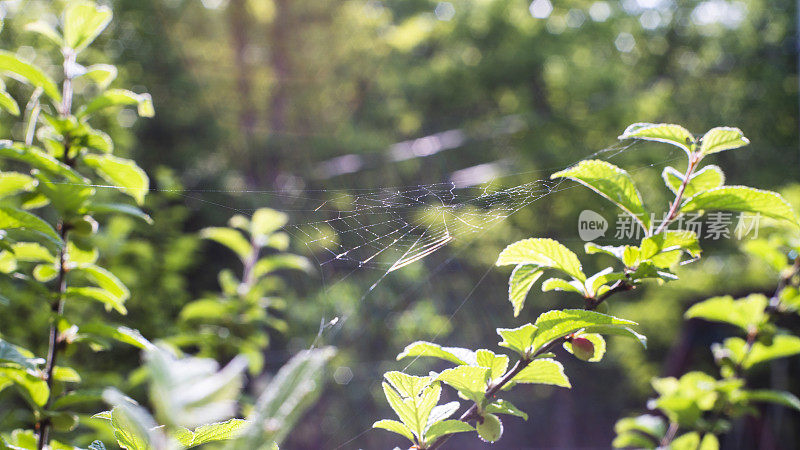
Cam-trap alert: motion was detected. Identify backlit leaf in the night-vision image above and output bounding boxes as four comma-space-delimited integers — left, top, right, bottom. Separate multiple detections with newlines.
681, 186, 799, 228
497, 238, 585, 281
82, 154, 148, 205
507, 264, 543, 317
618, 122, 694, 156
63, 0, 112, 52
396, 342, 475, 366
685, 294, 768, 332
551, 160, 650, 231
508, 359, 570, 388
698, 127, 749, 156
662, 165, 725, 197
0, 50, 61, 101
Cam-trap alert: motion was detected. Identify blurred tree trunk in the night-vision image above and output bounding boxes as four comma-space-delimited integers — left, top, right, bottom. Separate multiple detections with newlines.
227, 0, 258, 177
265, 0, 291, 188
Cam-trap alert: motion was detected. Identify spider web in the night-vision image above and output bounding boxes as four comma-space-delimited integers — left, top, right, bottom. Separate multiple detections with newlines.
288, 179, 561, 274
282, 141, 645, 286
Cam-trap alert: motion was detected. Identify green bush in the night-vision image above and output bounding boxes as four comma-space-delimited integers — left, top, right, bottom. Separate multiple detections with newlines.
373, 123, 800, 449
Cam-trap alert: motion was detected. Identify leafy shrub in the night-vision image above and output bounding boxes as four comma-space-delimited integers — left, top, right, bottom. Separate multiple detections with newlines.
0, 3, 333, 449
373, 123, 800, 449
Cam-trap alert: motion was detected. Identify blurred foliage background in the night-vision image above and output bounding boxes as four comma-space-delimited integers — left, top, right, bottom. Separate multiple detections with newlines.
0, 0, 797, 448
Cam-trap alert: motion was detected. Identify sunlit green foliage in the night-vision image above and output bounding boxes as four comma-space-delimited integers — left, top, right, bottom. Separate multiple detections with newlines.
170, 207, 311, 375
374, 124, 800, 448
0, 4, 332, 449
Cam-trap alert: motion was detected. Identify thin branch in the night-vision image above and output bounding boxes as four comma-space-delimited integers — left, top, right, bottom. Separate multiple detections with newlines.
654, 153, 700, 235
659, 421, 679, 447
36, 48, 77, 450
36, 223, 69, 450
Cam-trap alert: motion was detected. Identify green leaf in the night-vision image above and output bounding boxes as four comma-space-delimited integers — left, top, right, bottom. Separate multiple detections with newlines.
63, 1, 113, 52
531, 309, 636, 354
396, 342, 474, 365
496, 238, 585, 281
66, 286, 127, 314
0, 367, 49, 406
252, 254, 313, 278
53, 366, 81, 382
612, 432, 659, 449
0, 339, 41, 371
427, 401, 460, 427
476, 350, 509, 380
380, 380, 441, 441
51, 388, 103, 410
384, 371, 436, 398
0, 206, 61, 246
0, 50, 61, 101
585, 325, 648, 348
144, 346, 247, 429
74, 265, 130, 302
78, 323, 152, 349
234, 347, 334, 447
67, 240, 98, 265
639, 230, 701, 262
436, 366, 490, 404
685, 294, 768, 332
699, 127, 749, 156
618, 122, 694, 156
82, 154, 149, 205
78, 89, 154, 118
507, 264, 543, 317
178, 298, 228, 322
87, 203, 152, 224
475, 413, 503, 443
10, 242, 55, 263
25, 21, 63, 47
34, 173, 95, 215
699, 433, 719, 450
372, 419, 415, 442
671, 432, 701, 450
485, 399, 528, 421
508, 359, 570, 388
80, 64, 118, 89
681, 186, 799, 228
662, 165, 725, 197
0, 172, 33, 198
250, 208, 288, 239
585, 267, 625, 298
726, 335, 800, 369
0, 142, 83, 182
424, 419, 474, 443
175, 418, 248, 447
105, 395, 164, 450
0, 89, 19, 115
613, 414, 666, 445
414, 384, 442, 440
497, 323, 537, 357
551, 160, 650, 231
381, 382, 420, 439
745, 389, 800, 412
202, 227, 252, 260
2, 429, 38, 449
541, 277, 584, 294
